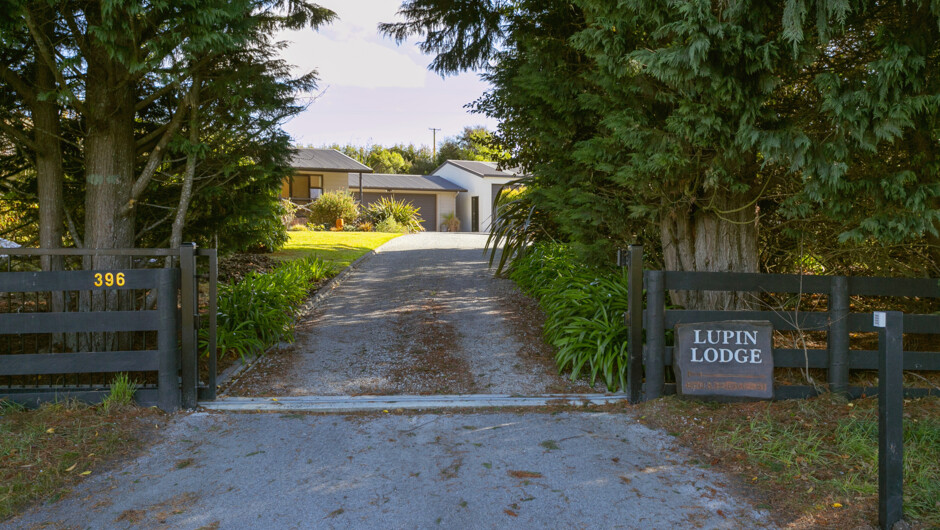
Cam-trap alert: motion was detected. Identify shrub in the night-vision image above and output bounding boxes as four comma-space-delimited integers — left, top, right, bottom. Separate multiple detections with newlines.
375, 217, 408, 233
509, 243, 630, 391
307, 190, 359, 226
202, 257, 336, 362
357, 221, 374, 232
365, 197, 424, 233
288, 224, 309, 232
280, 198, 299, 228
441, 212, 460, 232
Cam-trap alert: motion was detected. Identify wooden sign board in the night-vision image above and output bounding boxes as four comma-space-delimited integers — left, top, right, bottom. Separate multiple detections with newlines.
673, 320, 774, 400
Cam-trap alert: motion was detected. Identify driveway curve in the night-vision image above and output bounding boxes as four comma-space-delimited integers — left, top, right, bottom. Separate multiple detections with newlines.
226, 233, 597, 397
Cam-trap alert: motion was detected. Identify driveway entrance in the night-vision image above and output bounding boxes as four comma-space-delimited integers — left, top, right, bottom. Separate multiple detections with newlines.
225, 233, 595, 397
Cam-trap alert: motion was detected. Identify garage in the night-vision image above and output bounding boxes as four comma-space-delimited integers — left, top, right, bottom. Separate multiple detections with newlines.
351, 174, 467, 232
360, 192, 435, 231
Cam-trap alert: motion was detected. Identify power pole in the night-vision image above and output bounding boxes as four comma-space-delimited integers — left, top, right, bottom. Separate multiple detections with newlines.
429, 127, 441, 161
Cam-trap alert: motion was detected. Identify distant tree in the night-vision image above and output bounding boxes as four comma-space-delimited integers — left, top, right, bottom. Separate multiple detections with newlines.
367, 148, 410, 174
435, 126, 508, 165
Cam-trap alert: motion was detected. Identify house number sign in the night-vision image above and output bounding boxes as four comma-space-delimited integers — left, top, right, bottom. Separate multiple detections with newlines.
673, 320, 774, 400
93, 272, 126, 287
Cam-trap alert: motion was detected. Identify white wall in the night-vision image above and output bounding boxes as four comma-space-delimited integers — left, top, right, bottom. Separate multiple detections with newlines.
437, 192, 458, 231
433, 163, 515, 232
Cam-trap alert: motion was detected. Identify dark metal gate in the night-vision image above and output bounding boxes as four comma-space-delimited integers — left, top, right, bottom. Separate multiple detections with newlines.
0, 244, 216, 411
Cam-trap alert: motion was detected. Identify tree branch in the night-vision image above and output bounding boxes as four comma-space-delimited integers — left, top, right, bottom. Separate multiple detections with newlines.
62, 10, 93, 59
23, 7, 87, 115
0, 117, 37, 151
64, 206, 83, 248
120, 91, 192, 217
0, 63, 37, 105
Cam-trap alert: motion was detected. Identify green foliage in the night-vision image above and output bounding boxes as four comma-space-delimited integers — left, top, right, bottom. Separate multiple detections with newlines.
385, 0, 940, 276
375, 218, 409, 233
100, 373, 139, 413
367, 149, 410, 174
365, 197, 425, 233
322, 143, 437, 174
509, 243, 630, 391
0, 0, 334, 253
203, 257, 336, 362
485, 184, 557, 274
725, 404, 940, 524
307, 190, 359, 226
435, 126, 510, 165
441, 212, 460, 232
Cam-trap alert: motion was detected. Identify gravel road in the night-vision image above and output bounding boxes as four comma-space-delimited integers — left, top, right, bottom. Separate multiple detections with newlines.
226, 233, 597, 396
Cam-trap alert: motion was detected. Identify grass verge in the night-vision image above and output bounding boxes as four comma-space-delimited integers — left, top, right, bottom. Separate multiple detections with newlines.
272, 231, 401, 268
0, 399, 163, 521
637, 394, 939, 528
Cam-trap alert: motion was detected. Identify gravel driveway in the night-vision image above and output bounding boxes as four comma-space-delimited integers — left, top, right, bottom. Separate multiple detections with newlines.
226, 233, 597, 396
4, 411, 769, 529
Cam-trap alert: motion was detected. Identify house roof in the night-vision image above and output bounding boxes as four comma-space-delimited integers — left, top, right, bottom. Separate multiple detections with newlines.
435, 160, 526, 178
289, 148, 373, 173
348, 173, 467, 193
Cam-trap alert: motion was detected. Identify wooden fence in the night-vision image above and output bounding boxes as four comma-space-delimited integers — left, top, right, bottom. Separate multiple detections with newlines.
621, 246, 940, 402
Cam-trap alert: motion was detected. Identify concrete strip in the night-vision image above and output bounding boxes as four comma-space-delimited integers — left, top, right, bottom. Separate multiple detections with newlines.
200, 393, 630, 412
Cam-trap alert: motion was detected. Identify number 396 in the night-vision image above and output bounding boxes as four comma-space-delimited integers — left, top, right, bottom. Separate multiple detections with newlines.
94, 272, 125, 287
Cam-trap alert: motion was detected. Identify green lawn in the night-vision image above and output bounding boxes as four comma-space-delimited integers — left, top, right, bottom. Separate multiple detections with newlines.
272, 231, 402, 268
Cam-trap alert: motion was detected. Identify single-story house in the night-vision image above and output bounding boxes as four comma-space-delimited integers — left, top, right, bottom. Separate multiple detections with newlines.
350, 173, 466, 232
430, 160, 526, 233
282, 148, 373, 204
282, 149, 467, 232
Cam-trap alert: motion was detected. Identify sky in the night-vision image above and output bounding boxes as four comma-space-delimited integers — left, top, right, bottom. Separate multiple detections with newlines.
276, 0, 498, 149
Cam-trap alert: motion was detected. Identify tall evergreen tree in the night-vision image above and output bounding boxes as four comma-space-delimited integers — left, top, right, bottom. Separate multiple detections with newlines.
384, 0, 940, 298
0, 0, 335, 264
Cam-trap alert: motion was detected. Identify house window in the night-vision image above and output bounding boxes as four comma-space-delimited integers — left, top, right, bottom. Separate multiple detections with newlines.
309, 174, 323, 200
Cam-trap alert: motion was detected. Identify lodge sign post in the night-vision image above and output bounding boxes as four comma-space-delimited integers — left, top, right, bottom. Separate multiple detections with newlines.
673, 321, 774, 400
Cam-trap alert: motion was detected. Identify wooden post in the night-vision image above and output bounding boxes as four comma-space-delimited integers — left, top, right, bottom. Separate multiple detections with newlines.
645, 270, 665, 400
157, 268, 180, 411
828, 276, 850, 396
179, 243, 197, 409
626, 245, 644, 403
876, 311, 904, 529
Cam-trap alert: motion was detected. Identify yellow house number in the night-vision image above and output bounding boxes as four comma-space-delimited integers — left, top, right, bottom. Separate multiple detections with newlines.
93, 272, 125, 287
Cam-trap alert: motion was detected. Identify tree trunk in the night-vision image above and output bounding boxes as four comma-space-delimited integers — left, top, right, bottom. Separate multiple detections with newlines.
81, 58, 137, 350
33, 53, 67, 349
32, 14, 64, 268
83, 63, 136, 263
660, 188, 759, 310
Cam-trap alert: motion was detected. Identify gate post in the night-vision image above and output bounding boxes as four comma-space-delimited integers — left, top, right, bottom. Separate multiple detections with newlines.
645, 270, 665, 400
828, 276, 850, 396
157, 269, 181, 411
179, 243, 198, 409
876, 311, 904, 530
626, 245, 644, 403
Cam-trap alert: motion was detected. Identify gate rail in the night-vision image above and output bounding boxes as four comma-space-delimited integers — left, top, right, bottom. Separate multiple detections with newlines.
0, 245, 216, 410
